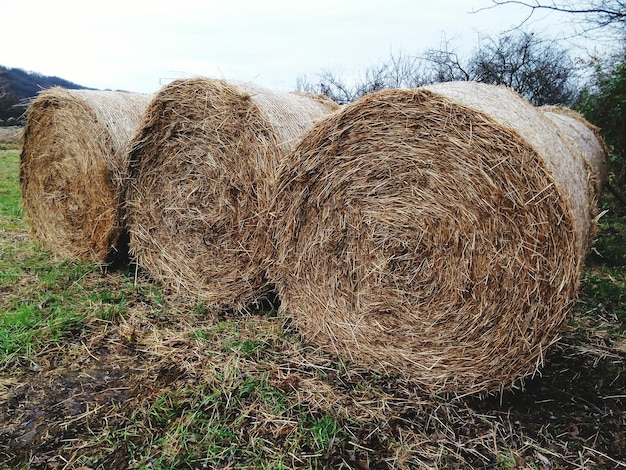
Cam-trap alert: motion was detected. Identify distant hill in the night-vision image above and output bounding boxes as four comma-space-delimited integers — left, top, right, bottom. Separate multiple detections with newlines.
0, 65, 94, 125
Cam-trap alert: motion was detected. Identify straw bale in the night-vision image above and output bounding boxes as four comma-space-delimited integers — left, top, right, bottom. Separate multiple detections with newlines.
20, 87, 151, 262
540, 105, 609, 198
271, 82, 596, 394
423, 82, 594, 256
125, 77, 338, 309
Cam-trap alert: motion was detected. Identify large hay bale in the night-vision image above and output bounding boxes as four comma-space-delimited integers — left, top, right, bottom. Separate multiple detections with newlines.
271, 81, 598, 395
20, 87, 151, 262
540, 105, 609, 198
125, 77, 338, 309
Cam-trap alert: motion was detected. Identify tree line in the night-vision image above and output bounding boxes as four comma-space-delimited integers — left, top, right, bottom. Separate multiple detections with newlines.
0, 66, 90, 125
297, 31, 578, 106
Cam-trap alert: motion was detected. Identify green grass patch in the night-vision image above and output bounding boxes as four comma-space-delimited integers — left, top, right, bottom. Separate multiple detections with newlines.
227, 338, 270, 357
304, 413, 344, 452
0, 149, 143, 366
0, 234, 136, 369
0, 150, 24, 224
110, 371, 303, 469
579, 270, 626, 331
580, 196, 626, 331
0, 143, 21, 151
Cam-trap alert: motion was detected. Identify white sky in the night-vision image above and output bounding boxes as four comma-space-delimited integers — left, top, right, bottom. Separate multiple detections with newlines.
2, 0, 595, 94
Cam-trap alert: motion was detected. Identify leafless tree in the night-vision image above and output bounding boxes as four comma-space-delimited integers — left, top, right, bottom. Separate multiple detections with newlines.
296, 51, 427, 103
422, 31, 578, 105
298, 31, 577, 106
483, 1, 626, 37
421, 41, 472, 82
474, 32, 577, 104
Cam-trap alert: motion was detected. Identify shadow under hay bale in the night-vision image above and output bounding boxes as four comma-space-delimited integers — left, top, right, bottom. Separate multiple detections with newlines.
270, 81, 607, 395
125, 77, 338, 310
20, 87, 152, 263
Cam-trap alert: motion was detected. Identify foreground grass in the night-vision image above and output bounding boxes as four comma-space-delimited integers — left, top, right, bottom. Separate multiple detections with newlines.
1, 149, 625, 469
0, 150, 133, 368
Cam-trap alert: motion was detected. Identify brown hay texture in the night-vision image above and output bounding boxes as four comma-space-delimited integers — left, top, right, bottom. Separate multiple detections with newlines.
540, 105, 610, 199
270, 81, 599, 395
125, 77, 338, 309
20, 87, 151, 262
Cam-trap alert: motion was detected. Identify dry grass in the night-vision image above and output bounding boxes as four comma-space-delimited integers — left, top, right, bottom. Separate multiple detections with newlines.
125, 77, 338, 310
0, 126, 22, 147
1, 276, 624, 469
19, 88, 151, 262
270, 82, 603, 395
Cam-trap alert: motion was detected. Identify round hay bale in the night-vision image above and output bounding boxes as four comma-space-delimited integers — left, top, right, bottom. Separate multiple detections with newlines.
20, 87, 151, 262
540, 105, 610, 198
125, 77, 338, 309
271, 81, 596, 394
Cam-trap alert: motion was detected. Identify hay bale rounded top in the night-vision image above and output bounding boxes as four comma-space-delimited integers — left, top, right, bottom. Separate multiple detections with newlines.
20, 87, 151, 262
271, 82, 595, 395
423, 82, 594, 257
539, 105, 609, 199
125, 77, 338, 309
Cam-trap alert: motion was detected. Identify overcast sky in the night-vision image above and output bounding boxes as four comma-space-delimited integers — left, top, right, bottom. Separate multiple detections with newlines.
3, 0, 592, 95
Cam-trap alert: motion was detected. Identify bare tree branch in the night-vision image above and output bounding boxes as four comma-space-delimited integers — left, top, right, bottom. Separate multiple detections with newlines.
296, 51, 427, 103
489, 0, 625, 17
421, 31, 577, 105
478, 0, 626, 37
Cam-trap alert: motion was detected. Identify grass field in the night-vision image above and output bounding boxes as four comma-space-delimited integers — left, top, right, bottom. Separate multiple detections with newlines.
0, 127, 22, 151
1, 146, 625, 469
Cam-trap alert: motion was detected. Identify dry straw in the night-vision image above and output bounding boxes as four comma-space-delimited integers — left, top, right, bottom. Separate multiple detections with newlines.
125, 77, 338, 310
0, 126, 22, 144
20, 87, 151, 262
271, 81, 603, 395
540, 105, 609, 200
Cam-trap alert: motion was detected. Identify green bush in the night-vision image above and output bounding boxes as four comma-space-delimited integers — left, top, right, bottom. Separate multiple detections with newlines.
577, 53, 626, 212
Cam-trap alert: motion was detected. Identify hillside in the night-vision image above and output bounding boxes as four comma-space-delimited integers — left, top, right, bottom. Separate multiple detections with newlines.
0, 65, 93, 125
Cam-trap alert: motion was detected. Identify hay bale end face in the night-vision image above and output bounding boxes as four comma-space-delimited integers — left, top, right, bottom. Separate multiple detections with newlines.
125, 77, 338, 309
20, 87, 151, 262
271, 82, 595, 394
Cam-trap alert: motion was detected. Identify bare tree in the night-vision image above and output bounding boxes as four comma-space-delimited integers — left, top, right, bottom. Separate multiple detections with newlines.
298, 31, 577, 106
484, 0, 626, 37
296, 51, 427, 104
423, 31, 578, 105
421, 40, 472, 82
472, 32, 577, 104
